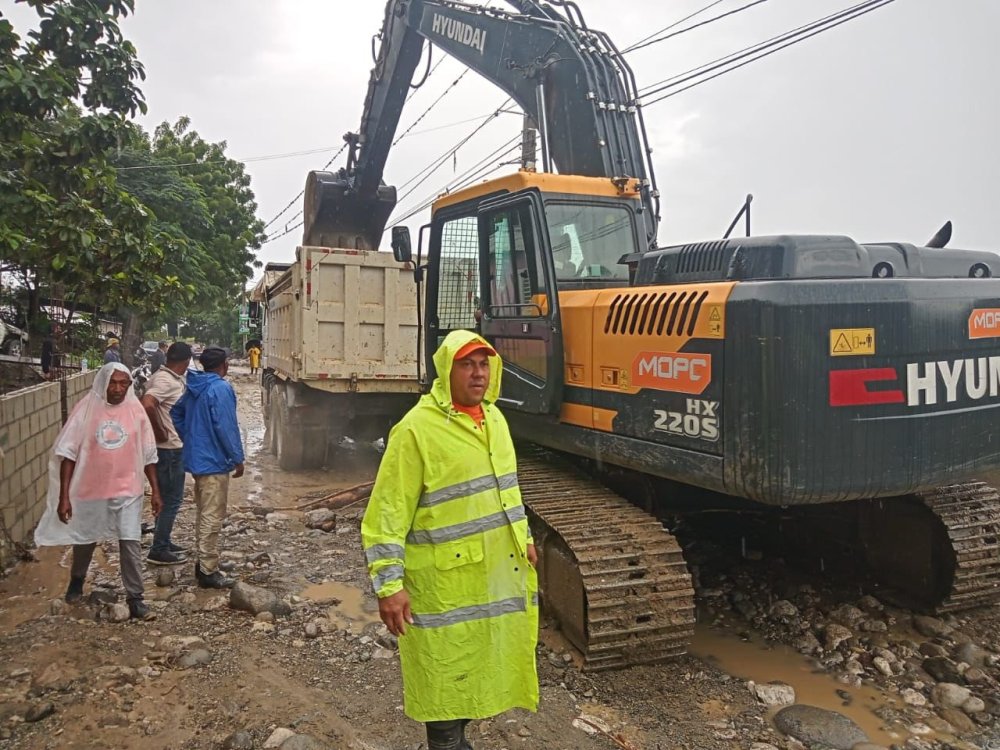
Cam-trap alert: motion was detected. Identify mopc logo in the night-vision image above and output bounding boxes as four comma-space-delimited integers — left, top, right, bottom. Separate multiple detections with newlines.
969, 308, 1000, 339
633, 351, 711, 394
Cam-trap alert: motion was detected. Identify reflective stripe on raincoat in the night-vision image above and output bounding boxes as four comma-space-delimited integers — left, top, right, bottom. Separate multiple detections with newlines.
361, 329, 539, 722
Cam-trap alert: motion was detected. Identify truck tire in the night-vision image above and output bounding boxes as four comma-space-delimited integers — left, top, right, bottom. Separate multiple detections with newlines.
273, 388, 327, 471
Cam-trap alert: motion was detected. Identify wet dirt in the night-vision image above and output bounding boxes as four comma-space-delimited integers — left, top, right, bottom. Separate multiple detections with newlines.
0, 366, 997, 750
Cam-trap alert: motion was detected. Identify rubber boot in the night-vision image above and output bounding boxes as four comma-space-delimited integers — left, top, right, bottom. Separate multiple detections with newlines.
426, 720, 464, 750
64, 576, 84, 604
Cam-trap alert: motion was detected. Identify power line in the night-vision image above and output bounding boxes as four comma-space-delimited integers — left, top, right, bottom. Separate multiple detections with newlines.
625, 0, 772, 55
115, 144, 343, 171
624, 0, 730, 53
393, 68, 471, 147
261, 143, 347, 230
639, 0, 895, 105
262, 220, 303, 245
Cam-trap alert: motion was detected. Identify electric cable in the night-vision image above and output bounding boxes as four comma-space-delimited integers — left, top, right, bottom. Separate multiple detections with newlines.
393, 68, 471, 147
638, 0, 895, 105
625, 0, 733, 52
262, 220, 303, 245
114, 144, 343, 171
261, 143, 347, 230
625, 0, 772, 55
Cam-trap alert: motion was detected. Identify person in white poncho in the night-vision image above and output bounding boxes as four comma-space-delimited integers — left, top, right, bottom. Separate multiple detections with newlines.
34, 363, 162, 620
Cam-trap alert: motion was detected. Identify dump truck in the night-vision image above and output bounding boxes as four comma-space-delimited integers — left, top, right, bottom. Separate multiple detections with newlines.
258, 247, 421, 470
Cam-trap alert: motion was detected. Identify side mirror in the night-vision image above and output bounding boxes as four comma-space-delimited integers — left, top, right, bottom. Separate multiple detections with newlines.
391, 226, 412, 264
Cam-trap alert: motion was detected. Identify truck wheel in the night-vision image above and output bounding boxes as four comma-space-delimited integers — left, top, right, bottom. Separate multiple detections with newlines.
274, 397, 306, 470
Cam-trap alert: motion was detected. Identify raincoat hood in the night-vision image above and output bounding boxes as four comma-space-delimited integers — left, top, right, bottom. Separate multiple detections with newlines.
182, 369, 218, 399
92, 362, 135, 406
429, 330, 502, 411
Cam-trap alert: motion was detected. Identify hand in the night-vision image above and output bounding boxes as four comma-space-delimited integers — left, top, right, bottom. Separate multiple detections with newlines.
150, 490, 163, 518
527, 543, 537, 568
57, 497, 72, 524
378, 589, 413, 637
232, 463, 245, 478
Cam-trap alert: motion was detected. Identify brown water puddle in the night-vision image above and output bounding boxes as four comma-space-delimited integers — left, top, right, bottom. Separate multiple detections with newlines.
300, 580, 381, 631
690, 625, 947, 747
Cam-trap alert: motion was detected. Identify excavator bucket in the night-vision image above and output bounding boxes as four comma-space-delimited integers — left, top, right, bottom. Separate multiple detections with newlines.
302, 170, 397, 250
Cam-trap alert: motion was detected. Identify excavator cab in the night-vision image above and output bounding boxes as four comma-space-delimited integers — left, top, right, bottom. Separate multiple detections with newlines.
422, 171, 646, 416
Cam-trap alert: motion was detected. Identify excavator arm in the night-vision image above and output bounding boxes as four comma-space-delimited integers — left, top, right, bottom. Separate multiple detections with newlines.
303, 0, 660, 250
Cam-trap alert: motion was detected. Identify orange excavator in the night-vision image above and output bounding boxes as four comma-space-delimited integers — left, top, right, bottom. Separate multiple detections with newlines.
303, 0, 1000, 669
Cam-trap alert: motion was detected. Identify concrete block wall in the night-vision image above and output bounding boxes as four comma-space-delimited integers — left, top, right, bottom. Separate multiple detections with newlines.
0, 371, 96, 568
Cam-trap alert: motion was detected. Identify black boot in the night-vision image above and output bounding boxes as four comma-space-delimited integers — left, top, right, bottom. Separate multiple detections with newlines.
64, 576, 84, 603
195, 563, 235, 589
128, 599, 155, 621
426, 720, 464, 750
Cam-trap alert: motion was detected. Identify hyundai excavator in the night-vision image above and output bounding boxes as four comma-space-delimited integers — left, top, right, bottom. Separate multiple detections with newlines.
303, 0, 1000, 670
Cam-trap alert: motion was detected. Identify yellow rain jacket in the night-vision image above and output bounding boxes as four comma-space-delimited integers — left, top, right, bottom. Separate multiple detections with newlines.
361, 329, 539, 722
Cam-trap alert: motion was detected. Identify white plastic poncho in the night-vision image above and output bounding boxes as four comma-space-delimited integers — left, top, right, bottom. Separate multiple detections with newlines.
34, 363, 158, 546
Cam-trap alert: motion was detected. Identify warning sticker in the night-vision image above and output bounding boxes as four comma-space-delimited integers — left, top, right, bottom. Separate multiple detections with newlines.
705, 305, 724, 338
830, 328, 876, 357
969, 308, 1000, 339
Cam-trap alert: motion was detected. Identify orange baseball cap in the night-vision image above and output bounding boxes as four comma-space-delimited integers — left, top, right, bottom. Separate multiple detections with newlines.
454, 340, 497, 361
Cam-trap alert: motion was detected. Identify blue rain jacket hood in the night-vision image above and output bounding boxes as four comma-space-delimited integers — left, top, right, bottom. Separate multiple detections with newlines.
171, 370, 244, 475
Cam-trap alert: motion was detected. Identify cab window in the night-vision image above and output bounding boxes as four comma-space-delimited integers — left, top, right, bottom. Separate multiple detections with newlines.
545, 203, 636, 281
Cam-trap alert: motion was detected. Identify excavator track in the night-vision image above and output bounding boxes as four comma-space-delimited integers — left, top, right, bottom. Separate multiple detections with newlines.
861, 481, 1000, 613
517, 450, 695, 671
920, 482, 1000, 613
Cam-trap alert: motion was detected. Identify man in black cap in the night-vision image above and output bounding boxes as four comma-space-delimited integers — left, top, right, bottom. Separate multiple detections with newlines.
172, 346, 245, 588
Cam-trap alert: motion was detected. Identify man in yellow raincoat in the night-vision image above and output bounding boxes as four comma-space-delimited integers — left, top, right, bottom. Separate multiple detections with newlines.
362, 329, 538, 750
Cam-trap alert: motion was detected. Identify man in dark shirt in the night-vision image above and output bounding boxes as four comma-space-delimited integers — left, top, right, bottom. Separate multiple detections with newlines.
150, 340, 168, 373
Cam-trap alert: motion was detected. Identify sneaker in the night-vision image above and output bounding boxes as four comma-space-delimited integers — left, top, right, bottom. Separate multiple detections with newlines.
218, 560, 237, 572
195, 564, 236, 589
140, 522, 155, 536
128, 599, 156, 621
147, 549, 187, 566
168, 542, 189, 554
64, 576, 84, 604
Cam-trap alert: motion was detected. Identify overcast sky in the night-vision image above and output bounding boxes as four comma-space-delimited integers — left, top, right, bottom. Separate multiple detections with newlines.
6, 0, 998, 282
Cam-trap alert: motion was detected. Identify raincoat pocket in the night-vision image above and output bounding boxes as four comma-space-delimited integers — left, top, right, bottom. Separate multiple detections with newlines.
433, 536, 484, 570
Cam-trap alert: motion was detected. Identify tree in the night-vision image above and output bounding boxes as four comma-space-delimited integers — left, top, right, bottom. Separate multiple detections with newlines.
114, 118, 265, 342
0, 0, 181, 343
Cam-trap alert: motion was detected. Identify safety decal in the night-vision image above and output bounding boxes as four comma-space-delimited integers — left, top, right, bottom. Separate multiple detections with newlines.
830, 328, 875, 357
706, 305, 724, 338
969, 309, 1000, 340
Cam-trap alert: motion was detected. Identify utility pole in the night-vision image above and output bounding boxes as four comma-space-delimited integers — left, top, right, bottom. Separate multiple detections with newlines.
521, 114, 537, 172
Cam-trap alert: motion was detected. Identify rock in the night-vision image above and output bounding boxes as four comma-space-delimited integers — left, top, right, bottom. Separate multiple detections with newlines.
961, 695, 986, 714
372, 648, 395, 660
263, 727, 296, 748
107, 603, 131, 622
157, 635, 207, 654
256, 611, 275, 622
901, 688, 927, 707
376, 630, 398, 650
48, 599, 68, 616
175, 649, 212, 669
825, 624, 854, 650
572, 714, 610, 736
793, 633, 821, 655
768, 600, 799, 619
230, 582, 292, 617
24, 702, 55, 722
918, 642, 948, 658
305, 509, 336, 527
936, 707, 975, 733
852, 744, 890, 750
912, 615, 952, 638
873, 657, 893, 676
859, 619, 888, 633
304, 622, 319, 638
955, 642, 991, 668
963, 666, 988, 685
33, 663, 78, 690
773, 705, 869, 750
749, 681, 796, 707
749, 744, 780, 750
830, 604, 866, 628
856, 595, 884, 613
248, 551, 272, 566
922, 656, 962, 684
931, 682, 970, 709
251, 621, 275, 634
265, 512, 292, 523
201, 596, 228, 612
222, 730, 255, 749
155, 569, 175, 587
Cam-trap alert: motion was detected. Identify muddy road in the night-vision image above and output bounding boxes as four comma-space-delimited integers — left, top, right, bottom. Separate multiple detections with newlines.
0, 368, 998, 749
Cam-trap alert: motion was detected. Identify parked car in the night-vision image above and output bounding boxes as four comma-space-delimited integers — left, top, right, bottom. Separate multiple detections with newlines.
141, 340, 160, 358
0, 319, 29, 357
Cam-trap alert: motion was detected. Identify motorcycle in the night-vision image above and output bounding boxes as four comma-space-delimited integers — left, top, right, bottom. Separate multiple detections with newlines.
131, 348, 151, 397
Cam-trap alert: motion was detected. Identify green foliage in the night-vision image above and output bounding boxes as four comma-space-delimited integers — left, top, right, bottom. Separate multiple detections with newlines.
0, 0, 182, 322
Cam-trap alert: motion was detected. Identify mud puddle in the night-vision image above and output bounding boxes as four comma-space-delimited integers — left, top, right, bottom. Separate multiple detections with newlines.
690, 625, 941, 747
300, 580, 380, 631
